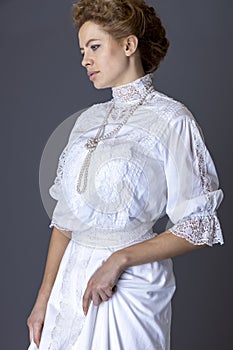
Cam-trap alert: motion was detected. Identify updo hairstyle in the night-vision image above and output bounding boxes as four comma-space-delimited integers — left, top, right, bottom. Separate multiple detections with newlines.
72, 0, 169, 73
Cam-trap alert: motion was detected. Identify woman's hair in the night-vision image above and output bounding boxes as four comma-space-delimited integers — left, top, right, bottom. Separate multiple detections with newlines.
72, 0, 169, 73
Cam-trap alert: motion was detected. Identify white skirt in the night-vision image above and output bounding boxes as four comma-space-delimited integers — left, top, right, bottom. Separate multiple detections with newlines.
28, 238, 176, 350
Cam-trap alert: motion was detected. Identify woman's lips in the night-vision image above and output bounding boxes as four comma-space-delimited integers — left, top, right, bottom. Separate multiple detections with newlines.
88, 71, 99, 80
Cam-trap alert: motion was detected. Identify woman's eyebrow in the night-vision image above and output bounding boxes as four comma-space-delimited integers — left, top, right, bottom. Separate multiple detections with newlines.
80, 39, 100, 50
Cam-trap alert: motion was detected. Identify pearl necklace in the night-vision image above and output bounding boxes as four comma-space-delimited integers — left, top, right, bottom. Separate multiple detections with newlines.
76, 85, 154, 194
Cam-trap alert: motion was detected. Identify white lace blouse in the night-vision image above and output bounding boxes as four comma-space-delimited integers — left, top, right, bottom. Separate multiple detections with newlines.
48, 74, 224, 248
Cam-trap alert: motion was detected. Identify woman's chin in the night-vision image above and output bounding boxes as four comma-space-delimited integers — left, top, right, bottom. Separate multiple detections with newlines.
92, 82, 109, 90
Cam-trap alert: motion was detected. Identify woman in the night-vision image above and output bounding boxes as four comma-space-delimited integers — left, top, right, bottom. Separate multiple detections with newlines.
27, 0, 224, 349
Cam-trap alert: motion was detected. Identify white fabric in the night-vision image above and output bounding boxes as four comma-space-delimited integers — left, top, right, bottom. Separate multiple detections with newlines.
28, 74, 224, 349
33, 241, 175, 350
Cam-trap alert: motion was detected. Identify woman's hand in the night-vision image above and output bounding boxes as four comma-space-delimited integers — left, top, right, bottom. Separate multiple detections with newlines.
82, 232, 205, 316
27, 228, 71, 347
27, 298, 48, 347
82, 253, 125, 315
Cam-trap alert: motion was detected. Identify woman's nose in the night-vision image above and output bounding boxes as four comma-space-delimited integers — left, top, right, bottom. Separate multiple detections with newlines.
81, 52, 93, 67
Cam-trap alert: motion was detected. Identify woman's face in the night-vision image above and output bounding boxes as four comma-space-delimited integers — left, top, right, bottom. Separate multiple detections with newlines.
78, 21, 135, 89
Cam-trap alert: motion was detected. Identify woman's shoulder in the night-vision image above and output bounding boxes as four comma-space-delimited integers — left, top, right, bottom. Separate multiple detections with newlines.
137, 88, 205, 143
147, 89, 205, 142
148, 89, 195, 123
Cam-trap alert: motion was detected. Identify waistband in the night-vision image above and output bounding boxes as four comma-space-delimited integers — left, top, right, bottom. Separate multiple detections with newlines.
71, 226, 157, 249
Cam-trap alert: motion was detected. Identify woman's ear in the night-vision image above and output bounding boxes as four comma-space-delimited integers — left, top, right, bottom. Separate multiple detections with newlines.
123, 35, 139, 56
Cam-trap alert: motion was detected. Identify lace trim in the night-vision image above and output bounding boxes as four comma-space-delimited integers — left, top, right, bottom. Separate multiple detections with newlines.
169, 213, 223, 246
191, 120, 212, 194
53, 144, 69, 192
112, 73, 153, 104
109, 90, 156, 121
48, 245, 91, 349
49, 249, 77, 349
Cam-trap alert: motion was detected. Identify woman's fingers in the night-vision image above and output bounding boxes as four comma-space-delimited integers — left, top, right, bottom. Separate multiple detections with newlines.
82, 256, 123, 315
105, 286, 116, 298
92, 292, 102, 306
82, 286, 115, 315
29, 326, 34, 343
82, 288, 91, 315
27, 317, 43, 347
98, 290, 110, 302
33, 323, 42, 347
27, 300, 47, 348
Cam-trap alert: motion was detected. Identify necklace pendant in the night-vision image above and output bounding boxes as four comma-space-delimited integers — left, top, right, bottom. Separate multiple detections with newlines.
85, 137, 99, 151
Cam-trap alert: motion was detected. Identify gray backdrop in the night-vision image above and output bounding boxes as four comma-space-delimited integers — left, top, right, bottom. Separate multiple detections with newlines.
1, 0, 232, 349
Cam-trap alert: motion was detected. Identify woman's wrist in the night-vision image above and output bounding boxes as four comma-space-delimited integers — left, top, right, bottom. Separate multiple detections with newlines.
37, 286, 52, 304
110, 250, 131, 272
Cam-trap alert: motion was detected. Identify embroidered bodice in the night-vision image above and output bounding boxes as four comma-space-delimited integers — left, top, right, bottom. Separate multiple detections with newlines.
48, 74, 224, 248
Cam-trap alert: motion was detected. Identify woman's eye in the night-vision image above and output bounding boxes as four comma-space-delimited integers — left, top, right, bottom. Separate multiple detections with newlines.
91, 44, 100, 51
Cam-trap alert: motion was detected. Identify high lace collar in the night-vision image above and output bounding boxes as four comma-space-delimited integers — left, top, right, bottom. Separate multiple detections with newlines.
112, 73, 154, 104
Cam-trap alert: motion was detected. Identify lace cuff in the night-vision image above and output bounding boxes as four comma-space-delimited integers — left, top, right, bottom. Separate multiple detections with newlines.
168, 212, 224, 246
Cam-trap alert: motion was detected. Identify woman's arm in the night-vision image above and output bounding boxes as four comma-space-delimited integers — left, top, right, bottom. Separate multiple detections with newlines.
113, 230, 205, 267
27, 227, 71, 347
82, 231, 206, 315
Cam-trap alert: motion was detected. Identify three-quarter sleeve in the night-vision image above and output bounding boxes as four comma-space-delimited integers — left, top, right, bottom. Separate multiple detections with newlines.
164, 109, 224, 246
